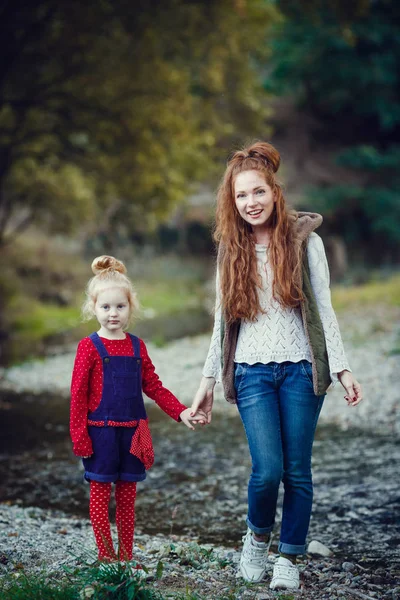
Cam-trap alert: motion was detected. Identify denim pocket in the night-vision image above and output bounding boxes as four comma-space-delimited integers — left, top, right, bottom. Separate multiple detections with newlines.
300, 360, 314, 386
234, 362, 248, 395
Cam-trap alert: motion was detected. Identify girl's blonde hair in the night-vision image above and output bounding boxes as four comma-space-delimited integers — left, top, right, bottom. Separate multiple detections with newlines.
82, 255, 139, 326
215, 141, 303, 323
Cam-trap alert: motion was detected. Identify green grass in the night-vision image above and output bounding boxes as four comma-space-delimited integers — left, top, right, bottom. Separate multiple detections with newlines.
137, 281, 203, 315
1, 562, 162, 600
0, 567, 299, 600
11, 300, 81, 340
0, 545, 302, 600
1, 571, 77, 600
0, 559, 252, 600
332, 273, 400, 311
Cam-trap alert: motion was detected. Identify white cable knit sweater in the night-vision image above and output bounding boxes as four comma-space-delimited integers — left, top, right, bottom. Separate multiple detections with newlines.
202, 232, 350, 383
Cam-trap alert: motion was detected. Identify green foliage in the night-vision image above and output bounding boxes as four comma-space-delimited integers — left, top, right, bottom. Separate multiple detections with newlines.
308, 144, 400, 259
0, 554, 248, 600
268, 0, 400, 261
6, 160, 97, 235
269, 0, 400, 131
337, 144, 400, 171
155, 542, 233, 571
75, 561, 159, 600
0, 571, 78, 600
1, 561, 162, 600
0, 0, 276, 245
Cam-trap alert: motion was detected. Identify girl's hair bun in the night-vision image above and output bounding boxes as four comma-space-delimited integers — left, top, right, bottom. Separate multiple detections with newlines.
91, 255, 127, 275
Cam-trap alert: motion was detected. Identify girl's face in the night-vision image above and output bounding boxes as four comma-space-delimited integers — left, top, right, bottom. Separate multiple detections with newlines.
94, 287, 130, 338
234, 170, 275, 233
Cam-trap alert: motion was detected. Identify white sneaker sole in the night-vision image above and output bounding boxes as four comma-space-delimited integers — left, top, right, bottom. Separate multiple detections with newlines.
270, 578, 299, 590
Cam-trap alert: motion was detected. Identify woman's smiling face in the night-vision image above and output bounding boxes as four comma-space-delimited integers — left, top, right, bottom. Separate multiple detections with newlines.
234, 170, 275, 232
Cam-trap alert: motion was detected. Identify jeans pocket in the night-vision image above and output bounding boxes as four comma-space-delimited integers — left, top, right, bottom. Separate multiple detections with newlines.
234, 362, 248, 395
300, 360, 314, 386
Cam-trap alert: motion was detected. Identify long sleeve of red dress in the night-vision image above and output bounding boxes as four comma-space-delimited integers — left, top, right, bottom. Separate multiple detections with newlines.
70, 335, 187, 457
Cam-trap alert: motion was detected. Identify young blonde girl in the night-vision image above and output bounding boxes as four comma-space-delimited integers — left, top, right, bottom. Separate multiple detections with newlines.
70, 255, 202, 563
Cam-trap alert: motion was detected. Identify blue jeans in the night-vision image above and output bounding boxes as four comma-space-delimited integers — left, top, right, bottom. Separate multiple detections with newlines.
235, 360, 325, 555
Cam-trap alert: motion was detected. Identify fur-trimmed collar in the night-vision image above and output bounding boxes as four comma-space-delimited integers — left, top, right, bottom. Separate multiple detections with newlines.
290, 211, 323, 243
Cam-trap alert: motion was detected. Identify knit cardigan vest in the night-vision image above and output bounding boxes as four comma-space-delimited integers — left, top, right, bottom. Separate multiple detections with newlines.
219, 211, 331, 402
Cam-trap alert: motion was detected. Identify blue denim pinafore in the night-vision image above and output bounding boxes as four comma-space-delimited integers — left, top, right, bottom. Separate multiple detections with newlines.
82, 333, 149, 483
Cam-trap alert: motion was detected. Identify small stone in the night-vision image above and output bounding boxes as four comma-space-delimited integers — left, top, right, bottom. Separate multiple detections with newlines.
79, 586, 96, 600
392, 587, 400, 596
342, 561, 355, 572
307, 540, 333, 557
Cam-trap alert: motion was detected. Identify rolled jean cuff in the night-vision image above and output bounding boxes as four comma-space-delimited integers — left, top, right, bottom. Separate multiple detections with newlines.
278, 541, 306, 555
246, 517, 274, 536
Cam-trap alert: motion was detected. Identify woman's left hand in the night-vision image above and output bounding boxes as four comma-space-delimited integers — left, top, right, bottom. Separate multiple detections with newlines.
338, 370, 363, 406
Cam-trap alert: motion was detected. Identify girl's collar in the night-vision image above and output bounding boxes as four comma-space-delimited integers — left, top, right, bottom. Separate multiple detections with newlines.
98, 332, 128, 341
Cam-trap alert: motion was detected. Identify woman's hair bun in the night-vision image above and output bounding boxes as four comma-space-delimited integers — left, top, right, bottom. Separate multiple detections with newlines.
91, 255, 127, 275
247, 142, 280, 173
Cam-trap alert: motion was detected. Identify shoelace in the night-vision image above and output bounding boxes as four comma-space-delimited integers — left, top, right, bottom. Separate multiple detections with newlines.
273, 562, 298, 579
241, 533, 268, 567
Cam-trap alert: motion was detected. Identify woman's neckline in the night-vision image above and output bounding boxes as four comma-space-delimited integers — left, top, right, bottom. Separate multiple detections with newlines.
255, 243, 269, 251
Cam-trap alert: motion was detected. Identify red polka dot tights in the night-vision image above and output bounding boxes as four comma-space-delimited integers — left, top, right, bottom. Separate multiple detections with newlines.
89, 480, 137, 561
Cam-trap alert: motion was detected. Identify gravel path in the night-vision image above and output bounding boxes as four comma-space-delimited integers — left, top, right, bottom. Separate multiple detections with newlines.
1, 502, 399, 599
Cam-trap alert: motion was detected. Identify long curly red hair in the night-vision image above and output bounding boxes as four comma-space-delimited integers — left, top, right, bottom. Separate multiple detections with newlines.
215, 141, 303, 323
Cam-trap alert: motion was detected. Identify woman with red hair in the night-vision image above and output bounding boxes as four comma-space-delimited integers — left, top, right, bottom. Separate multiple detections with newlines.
191, 141, 362, 591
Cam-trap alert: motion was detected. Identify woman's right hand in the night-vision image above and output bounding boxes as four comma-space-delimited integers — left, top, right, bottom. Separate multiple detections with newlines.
190, 376, 216, 424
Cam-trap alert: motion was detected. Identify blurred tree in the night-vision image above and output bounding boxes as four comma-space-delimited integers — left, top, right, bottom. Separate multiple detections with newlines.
0, 0, 276, 245
267, 0, 400, 262
309, 144, 400, 264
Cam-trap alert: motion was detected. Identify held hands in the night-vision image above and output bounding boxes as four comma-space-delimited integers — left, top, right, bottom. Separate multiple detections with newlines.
338, 370, 363, 407
180, 407, 208, 430
190, 376, 216, 424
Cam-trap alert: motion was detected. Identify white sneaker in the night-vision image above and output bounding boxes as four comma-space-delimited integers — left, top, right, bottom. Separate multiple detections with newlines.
239, 528, 272, 583
269, 556, 300, 590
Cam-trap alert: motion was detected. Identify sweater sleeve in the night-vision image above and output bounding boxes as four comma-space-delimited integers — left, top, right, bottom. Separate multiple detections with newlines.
202, 267, 222, 382
307, 233, 351, 381
70, 338, 95, 457
140, 339, 187, 421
